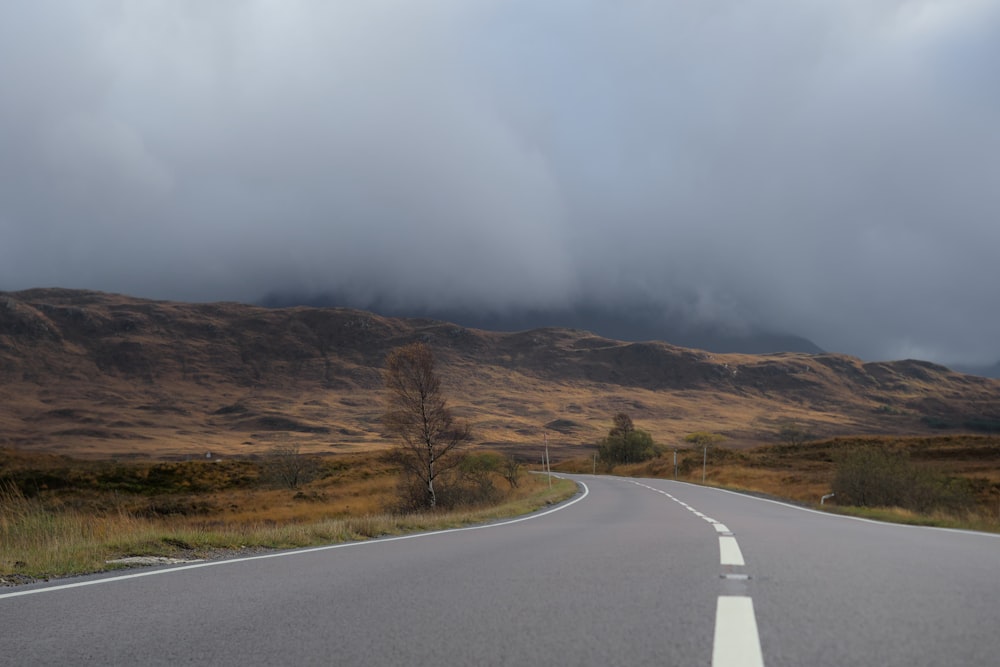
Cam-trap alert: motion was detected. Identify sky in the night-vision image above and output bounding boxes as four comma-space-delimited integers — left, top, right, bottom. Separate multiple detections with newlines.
1, 1, 999, 366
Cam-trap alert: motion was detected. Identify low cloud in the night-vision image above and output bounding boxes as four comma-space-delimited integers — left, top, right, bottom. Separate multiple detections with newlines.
1, 1, 998, 365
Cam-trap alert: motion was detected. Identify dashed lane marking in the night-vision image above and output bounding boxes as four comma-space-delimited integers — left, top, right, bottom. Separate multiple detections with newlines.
713, 596, 765, 667
719, 535, 746, 566
622, 478, 768, 666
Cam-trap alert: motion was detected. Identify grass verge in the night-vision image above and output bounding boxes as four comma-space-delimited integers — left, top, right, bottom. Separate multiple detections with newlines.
0, 476, 577, 583
822, 505, 1000, 532
554, 434, 1000, 534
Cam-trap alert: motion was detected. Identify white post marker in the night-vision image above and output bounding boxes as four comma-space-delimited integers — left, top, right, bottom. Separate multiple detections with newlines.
713, 596, 765, 667
544, 433, 551, 487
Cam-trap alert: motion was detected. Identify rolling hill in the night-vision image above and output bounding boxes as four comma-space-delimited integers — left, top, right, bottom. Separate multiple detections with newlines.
1, 288, 998, 460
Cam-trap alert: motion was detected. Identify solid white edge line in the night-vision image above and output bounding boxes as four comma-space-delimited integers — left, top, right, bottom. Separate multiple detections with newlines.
713, 596, 765, 667
719, 535, 746, 566
0, 479, 590, 601
635, 478, 1000, 539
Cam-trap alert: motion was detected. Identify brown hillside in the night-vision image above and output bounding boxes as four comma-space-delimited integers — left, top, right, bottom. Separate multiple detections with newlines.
1, 289, 998, 459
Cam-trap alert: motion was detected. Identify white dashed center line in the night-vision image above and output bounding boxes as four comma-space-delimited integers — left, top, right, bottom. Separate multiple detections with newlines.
719, 535, 746, 566
713, 596, 765, 667
629, 479, 765, 666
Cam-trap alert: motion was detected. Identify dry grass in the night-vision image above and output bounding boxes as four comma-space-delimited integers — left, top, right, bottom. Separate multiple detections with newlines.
823, 505, 1000, 533
0, 461, 577, 581
555, 434, 1000, 533
3, 289, 999, 463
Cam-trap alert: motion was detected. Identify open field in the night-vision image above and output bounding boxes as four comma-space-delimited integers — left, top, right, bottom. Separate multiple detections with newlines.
0, 448, 575, 582
4, 432, 998, 583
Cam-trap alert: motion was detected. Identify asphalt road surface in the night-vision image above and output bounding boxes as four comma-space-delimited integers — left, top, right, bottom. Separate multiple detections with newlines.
2, 475, 999, 666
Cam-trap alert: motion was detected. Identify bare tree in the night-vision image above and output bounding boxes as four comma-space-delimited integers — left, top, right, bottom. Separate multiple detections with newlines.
502, 454, 523, 489
777, 420, 811, 447
383, 342, 471, 509
263, 443, 318, 490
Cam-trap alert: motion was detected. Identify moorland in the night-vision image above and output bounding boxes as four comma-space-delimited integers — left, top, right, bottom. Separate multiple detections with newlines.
3, 288, 999, 459
2, 288, 999, 580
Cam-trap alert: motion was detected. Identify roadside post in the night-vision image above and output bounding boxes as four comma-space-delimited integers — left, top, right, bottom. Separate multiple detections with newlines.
544, 433, 551, 488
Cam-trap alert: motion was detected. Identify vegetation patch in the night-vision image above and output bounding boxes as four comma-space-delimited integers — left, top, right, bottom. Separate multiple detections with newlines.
832, 445, 974, 513
597, 413, 659, 466
556, 434, 1000, 533
0, 449, 575, 582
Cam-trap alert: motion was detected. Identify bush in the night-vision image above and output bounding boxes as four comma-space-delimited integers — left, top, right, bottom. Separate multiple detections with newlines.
597, 413, 658, 467
501, 454, 522, 489
832, 446, 974, 513
598, 430, 657, 466
389, 452, 508, 512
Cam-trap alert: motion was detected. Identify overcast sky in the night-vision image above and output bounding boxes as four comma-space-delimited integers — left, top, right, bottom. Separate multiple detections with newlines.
2, 1, 998, 365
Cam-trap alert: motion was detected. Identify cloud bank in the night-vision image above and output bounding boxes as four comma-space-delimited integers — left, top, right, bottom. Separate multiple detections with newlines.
1, 1, 998, 364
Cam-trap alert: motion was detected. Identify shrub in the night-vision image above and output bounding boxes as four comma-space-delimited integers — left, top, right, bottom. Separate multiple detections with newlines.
832, 446, 974, 513
501, 454, 522, 489
390, 452, 508, 512
598, 430, 657, 466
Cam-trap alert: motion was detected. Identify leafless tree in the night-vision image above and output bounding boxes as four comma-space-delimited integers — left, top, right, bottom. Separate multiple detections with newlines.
263, 443, 318, 490
502, 454, 523, 489
383, 342, 471, 509
777, 420, 811, 447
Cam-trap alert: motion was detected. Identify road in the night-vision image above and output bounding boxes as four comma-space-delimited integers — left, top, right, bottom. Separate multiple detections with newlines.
2, 475, 999, 666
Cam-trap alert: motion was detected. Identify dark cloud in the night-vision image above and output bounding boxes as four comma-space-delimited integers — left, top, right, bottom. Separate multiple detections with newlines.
1, 1, 998, 365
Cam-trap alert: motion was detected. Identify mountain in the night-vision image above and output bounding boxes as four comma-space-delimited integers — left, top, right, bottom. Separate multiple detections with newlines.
258, 292, 825, 355
1, 288, 998, 459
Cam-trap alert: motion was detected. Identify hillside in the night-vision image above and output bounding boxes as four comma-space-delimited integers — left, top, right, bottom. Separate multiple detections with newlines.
1, 289, 999, 459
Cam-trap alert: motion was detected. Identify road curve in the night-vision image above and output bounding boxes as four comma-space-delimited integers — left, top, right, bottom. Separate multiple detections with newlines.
2, 475, 998, 666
